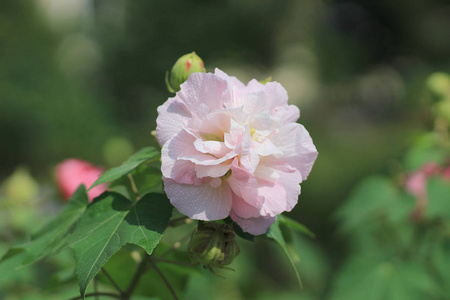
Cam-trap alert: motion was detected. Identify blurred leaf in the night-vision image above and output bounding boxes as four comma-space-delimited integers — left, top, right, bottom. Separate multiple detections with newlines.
68, 192, 172, 297
426, 177, 450, 219
266, 219, 302, 288
90, 147, 160, 189
329, 257, 437, 300
403, 134, 446, 171
0, 185, 89, 266
431, 240, 450, 296
336, 176, 399, 232
279, 215, 315, 238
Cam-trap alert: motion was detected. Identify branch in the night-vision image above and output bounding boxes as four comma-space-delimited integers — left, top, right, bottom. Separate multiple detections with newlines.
122, 255, 148, 299
67, 292, 121, 300
168, 216, 192, 227
160, 232, 192, 258
102, 268, 125, 295
153, 257, 197, 267
148, 258, 180, 300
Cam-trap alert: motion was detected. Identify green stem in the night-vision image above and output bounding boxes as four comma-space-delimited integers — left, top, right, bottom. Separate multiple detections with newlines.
168, 216, 192, 227
160, 232, 192, 258
127, 173, 140, 201
122, 255, 148, 300
148, 258, 179, 300
153, 257, 197, 267
102, 268, 125, 295
67, 292, 121, 300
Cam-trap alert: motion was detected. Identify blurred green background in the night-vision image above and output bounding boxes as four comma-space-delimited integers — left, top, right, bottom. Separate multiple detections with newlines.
1, 0, 450, 299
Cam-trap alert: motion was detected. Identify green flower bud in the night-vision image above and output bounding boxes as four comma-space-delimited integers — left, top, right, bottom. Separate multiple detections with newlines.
426, 72, 450, 99
188, 222, 240, 269
166, 52, 206, 93
2, 166, 39, 205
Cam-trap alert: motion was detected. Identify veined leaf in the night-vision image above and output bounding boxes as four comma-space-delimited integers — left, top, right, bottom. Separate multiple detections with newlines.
266, 219, 302, 288
68, 192, 172, 297
278, 215, 315, 238
0, 185, 89, 266
90, 147, 160, 189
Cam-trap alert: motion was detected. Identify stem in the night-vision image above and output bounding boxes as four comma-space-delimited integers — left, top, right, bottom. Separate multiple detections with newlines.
128, 173, 140, 200
148, 258, 179, 300
168, 216, 192, 227
67, 292, 121, 300
102, 268, 124, 294
160, 232, 192, 258
94, 277, 99, 300
122, 255, 148, 299
153, 257, 197, 267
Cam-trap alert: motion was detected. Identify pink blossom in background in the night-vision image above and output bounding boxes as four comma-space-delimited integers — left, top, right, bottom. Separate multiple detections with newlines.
404, 162, 442, 221
56, 159, 106, 202
156, 69, 318, 235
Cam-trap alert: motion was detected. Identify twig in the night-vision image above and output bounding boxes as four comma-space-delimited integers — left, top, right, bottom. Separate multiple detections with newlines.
122, 255, 148, 299
67, 292, 121, 300
160, 232, 192, 258
153, 257, 197, 267
168, 216, 192, 227
94, 277, 99, 300
127, 173, 140, 200
148, 258, 180, 300
102, 268, 124, 295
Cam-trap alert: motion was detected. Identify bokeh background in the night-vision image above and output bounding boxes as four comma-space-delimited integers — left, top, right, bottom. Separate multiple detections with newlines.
1, 0, 450, 299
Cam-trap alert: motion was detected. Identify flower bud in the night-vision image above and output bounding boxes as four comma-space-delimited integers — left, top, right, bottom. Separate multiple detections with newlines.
2, 166, 39, 205
427, 72, 450, 99
166, 52, 206, 93
188, 222, 240, 268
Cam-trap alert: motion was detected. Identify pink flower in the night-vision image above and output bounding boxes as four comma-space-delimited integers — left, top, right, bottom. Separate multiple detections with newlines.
156, 69, 318, 235
56, 159, 106, 202
404, 162, 441, 221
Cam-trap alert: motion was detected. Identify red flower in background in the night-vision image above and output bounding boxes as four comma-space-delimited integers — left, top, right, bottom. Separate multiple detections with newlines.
56, 159, 106, 202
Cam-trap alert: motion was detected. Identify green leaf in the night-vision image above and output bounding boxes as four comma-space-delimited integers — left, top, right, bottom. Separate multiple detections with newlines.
336, 176, 399, 232
0, 185, 89, 266
68, 192, 172, 297
329, 257, 437, 300
278, 215, 315, 238
90, 147, 160, 189
403, 133, 446, 171
426, 177, 450, 219
266, 219, 302, 288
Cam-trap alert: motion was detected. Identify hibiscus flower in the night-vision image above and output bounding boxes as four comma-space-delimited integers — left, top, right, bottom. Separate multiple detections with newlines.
156, 69, 318, 235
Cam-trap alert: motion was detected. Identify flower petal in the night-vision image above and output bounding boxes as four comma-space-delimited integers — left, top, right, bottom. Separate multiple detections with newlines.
272, 123, 318, 180
230, 210, 276, 235
156, 98, 192, 146
163, 178, 232, 220
161, 129, 202, 185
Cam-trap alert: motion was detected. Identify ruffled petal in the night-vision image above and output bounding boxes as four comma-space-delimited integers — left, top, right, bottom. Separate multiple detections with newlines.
156, 98, 192, 146
163, 178, 232, 220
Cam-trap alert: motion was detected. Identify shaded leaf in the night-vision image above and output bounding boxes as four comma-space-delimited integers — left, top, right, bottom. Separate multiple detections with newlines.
0, 185, 89, 266
90, 147, 160, 189
68, 192, 172, 297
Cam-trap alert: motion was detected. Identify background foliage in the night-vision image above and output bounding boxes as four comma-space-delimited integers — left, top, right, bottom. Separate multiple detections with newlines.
1, 0, 450, 299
